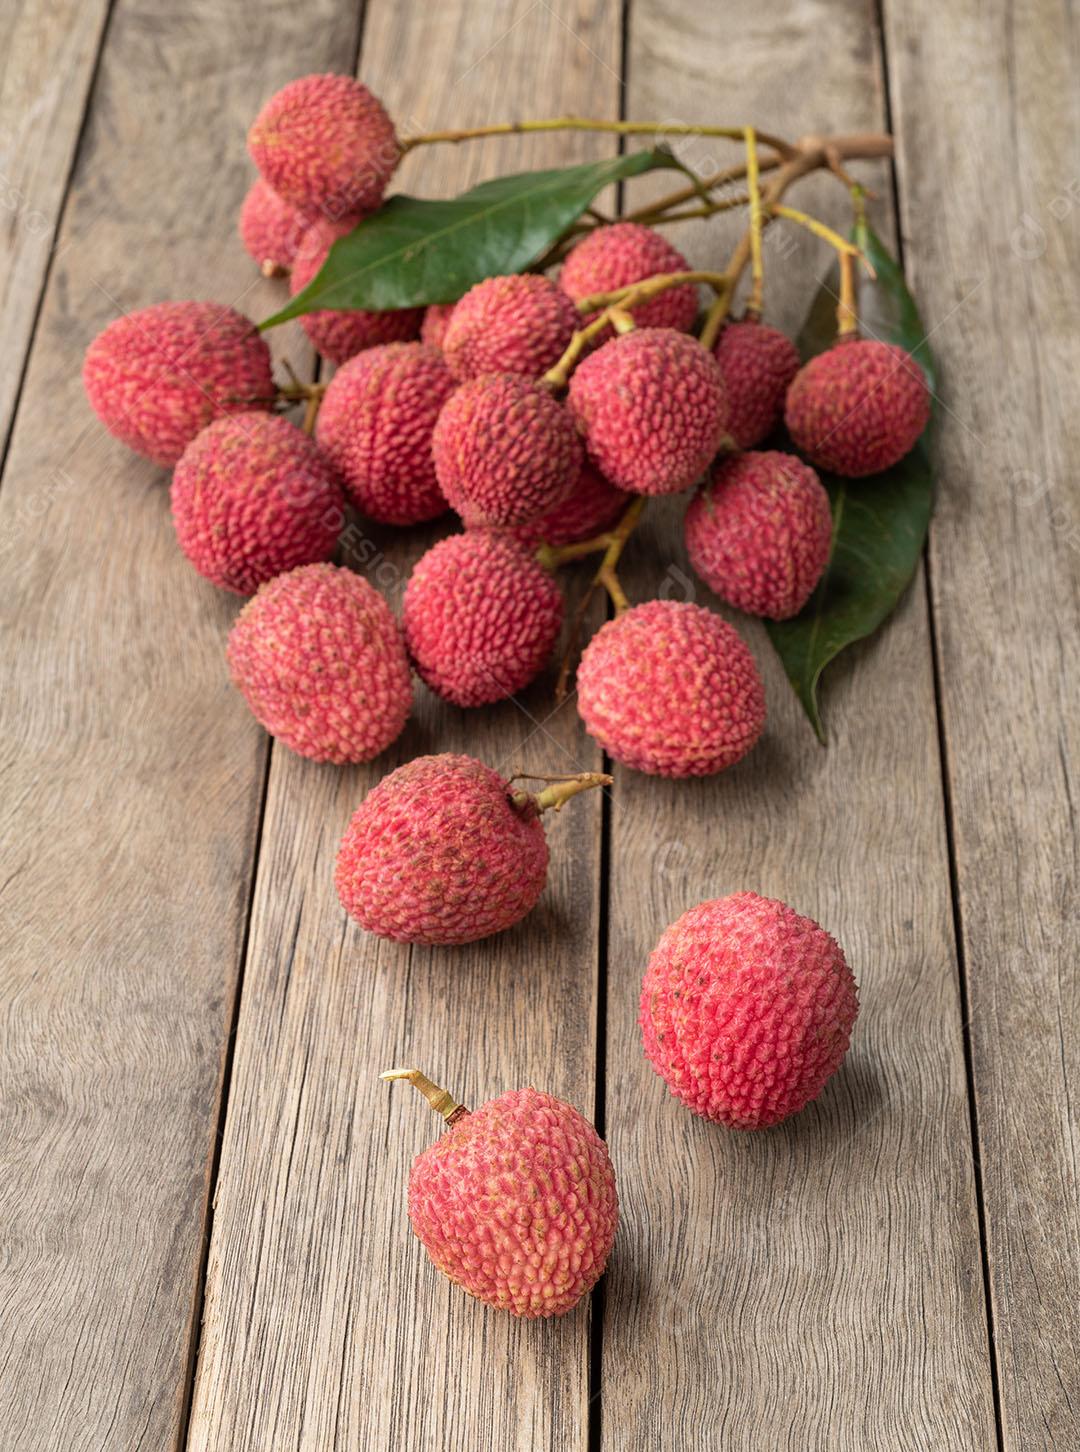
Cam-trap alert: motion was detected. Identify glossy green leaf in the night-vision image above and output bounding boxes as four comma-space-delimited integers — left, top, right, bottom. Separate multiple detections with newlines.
764, 217, 936, 741
261, 150, 685, 326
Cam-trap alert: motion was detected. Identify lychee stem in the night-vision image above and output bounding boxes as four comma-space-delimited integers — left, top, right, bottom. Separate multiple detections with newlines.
380, 1068, 468, 1124
509, 772, 612, 813
555, 496, 646, 701
571, 269, 731, 315
400, 117, 796, 156
301, 389, 322, 436
836, 248, 859, 338
769, 204, 870, 273
744, 127, 766, 321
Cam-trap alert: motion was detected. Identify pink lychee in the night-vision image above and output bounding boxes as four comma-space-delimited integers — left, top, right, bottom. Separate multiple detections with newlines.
441, 274, 579, 382
508, 461, 630, 549
290, 218, 422, 364
559, 221, 698, 335
712, 319, 800, 448
421, 302, 456, 349
238, 179, 311, 276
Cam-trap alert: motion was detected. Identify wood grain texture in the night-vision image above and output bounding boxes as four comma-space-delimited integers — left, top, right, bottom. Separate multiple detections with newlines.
0, 3, 361, 1449
883, 1, 1080, 1444
598, 2, 998, 1448
0, 0, 111, 454
185, 4, 619, 1448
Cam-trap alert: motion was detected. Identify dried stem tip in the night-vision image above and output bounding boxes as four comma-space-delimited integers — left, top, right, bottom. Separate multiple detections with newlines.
510, 772, 612, 814
380, 1067, 467, 1122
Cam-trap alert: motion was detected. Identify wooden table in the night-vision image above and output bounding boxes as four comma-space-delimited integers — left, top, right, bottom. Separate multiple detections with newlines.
2, 1, 1076, 1448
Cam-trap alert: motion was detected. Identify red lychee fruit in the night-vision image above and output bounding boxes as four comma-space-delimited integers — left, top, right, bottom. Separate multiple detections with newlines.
640, 892, 859, 1129
577, 600, 765, 776
441, 274, 579, 382
559, 221, 698, 336
383, 1067, 618, 1317
82, 301, 274, 467
315, 342, 455, 525
684, 450, 833, 620
711, 319, 800, 448
403, 531, 563, 706
247, 73, 400, 218
433, 373, 582, 527
227, 562, 411, 763
421, 302, 456, 349
508, 460, 630, 549
784, 337, 931, 477
290, 218, 422, 364
238, 179, 310, 276
335, 755, 609, 944
171, 413, 343, 594
567, 329, 729, 495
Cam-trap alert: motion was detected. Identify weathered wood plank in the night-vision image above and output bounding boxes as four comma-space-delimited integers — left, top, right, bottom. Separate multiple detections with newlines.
186, 4, 619, 1447
0, 4, 362, 1449
883, 1, 1079, 1445
599, 3, 998, 1448
0, 0, 111, 455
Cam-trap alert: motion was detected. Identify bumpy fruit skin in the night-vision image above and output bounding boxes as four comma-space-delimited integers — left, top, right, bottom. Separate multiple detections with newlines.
290, 218, 422, 363
640, 893, 858, 1129
441, 274, 578, 382
315, 343, 455, 524
82, 302, 274, 467
247, 73, 400, 217
567, 329, 729, 495
406, 1088, 618, 1317
421, 302, 456, 349
403, 532, 563, 706
509, 461, 630, 549
784, 338, 931, 477
685, 451, 832, 620
433, 373, 582, 527
335, 754, 550, 943
238, 179, 310, 275
227, 563, 411, 763
712, 320, 800, 448
577, 600, 765, 776
171, 413, 343, 594
560, 222, 698, 335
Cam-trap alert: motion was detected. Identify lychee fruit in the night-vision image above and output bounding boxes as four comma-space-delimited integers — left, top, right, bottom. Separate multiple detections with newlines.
433, 373, 582, 527
441, 274, 579, 382
784, 337, 931, 477
82, 301, 274, 467
290, 218, 423, 364
640, 892, 859, 1129
567, 329, 729, 495
247, 73, 400, 218
403, 531, 563, 706
382, 1067, 618, 1317
510, 460, 630, 550
335, 754, 609, 944
577, 600, 765, 777
171, 412, 344, 594
238, 178, 310, 276
684, 451, 833, 620
711, 319, 800, 448
421, 302, 456, 349
227, 562, 411, 763
315, 342, 455, 525
559, 221, 698, 335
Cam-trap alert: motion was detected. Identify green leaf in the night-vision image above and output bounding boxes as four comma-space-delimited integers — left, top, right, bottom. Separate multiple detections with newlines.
261, 150, 685, 326
764, 217, 935, 741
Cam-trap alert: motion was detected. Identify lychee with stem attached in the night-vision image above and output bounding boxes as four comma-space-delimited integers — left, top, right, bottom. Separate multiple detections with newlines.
510, 461, 630, 550
566, 328, 729, 495
290, 218, 423, 364
711, 319, 801, 448
640, 892, 859, 1129
577, 600, 765, 777
227, 562, 411, 763
421, 302, 456, 349
171, 412, 344, 594
382, 1067, 618, 1317
559, 221, 698, 335
784, 337, 930, 477
335, 755, 610, 944
433, 373, 582, 527
315, 342, 455, 525
238, 179, 310, 277
82, 301, 274, 467
403, 531, 563, 706
684, 450, 833, 620
441, 274, 579, 382
247, 72, 400, 218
